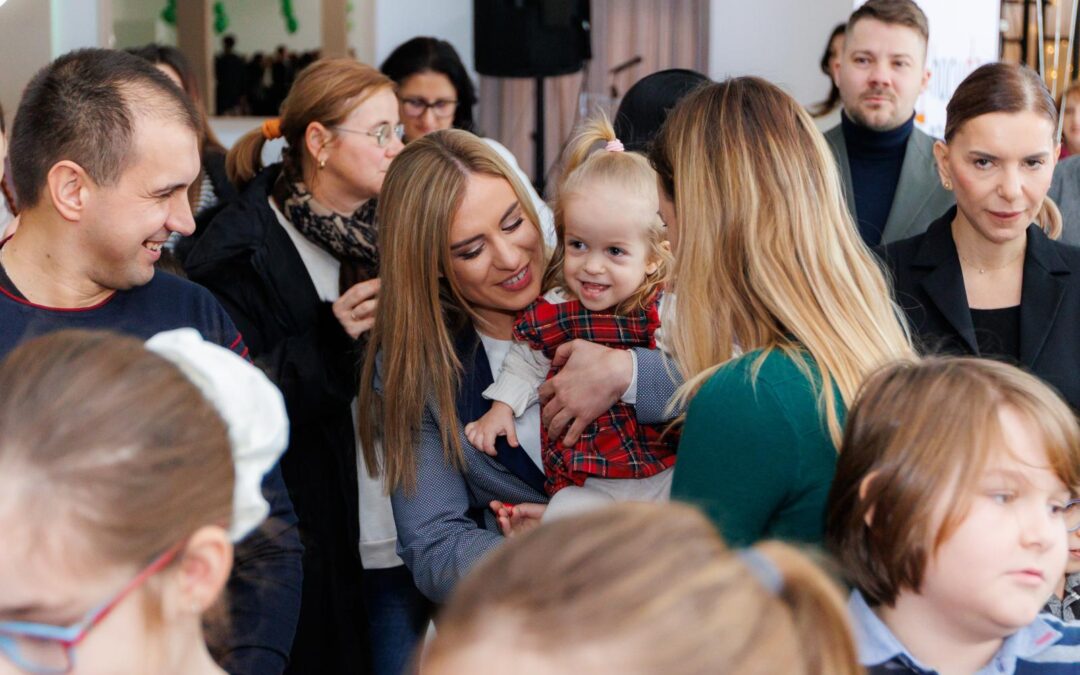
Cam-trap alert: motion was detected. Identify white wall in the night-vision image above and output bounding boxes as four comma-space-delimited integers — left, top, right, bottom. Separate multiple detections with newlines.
52, 0, 106, 56
0, 0, 52, 123
370, 0, 473, 72
709, 0, 852, 106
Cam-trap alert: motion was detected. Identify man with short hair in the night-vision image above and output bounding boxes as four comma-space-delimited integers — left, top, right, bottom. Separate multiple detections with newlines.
1, 48, 301, 675
826, 0, 954, 245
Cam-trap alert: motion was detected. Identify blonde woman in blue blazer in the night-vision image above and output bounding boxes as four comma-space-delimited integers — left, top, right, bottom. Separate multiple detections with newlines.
357, 129, 677, 602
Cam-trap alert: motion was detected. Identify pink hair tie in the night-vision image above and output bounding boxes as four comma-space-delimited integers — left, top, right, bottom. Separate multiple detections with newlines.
605, 139, 625, 152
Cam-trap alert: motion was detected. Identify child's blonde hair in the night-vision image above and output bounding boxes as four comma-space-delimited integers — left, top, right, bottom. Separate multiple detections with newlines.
545, 113, 672, 313
826, 356, 1080, 607
425, 502, 864, 675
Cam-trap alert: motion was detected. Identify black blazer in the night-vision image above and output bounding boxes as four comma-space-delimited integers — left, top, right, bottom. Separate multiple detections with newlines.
878, 206, 1080, 410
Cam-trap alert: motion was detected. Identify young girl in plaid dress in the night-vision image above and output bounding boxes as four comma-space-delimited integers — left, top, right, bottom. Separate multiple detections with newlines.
464, 114, 677, 521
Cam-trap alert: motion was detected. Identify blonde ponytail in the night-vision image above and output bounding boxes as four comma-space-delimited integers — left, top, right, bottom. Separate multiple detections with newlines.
560, 113, 618, 180
426, 503, 864, 675
754, 541, 864, 675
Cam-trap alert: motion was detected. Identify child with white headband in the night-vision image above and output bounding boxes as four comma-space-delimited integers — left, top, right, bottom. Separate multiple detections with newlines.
0, 328, 287, 675
465, 114, 677, 522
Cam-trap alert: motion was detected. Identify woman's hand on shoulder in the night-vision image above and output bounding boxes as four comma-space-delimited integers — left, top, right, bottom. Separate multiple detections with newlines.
333, 277, 379, 339
538, 340, 634, 445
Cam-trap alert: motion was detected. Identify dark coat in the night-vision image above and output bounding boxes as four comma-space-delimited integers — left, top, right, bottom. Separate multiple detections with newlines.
878, 206, 1080, 410
185, 165, 370, 674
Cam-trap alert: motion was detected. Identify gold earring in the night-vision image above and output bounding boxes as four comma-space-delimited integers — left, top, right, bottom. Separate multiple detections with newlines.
318, 157, 327, 170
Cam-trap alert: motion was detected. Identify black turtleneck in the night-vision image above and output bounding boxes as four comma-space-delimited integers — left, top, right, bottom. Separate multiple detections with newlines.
841, 111, 914, 246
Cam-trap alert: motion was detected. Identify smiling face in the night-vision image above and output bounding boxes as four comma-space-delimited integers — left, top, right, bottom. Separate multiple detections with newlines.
448, 173, 544, 337
79, 114, 199, 291
936, 110, 1058, 246
913, 406, 1069, 640
561, 187, 660, 311
398, 71, 458, 142
322, 87, 404, 201
834, 18, 929, 131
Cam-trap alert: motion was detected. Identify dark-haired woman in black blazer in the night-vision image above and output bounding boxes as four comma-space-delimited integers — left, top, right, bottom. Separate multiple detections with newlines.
880, 62, 1080, 410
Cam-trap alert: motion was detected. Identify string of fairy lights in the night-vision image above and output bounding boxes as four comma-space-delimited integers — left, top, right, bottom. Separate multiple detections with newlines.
1033, 0, 1080, 141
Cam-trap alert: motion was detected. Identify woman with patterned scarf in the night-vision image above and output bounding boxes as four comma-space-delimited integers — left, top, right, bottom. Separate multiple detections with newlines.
184, 59, 417, 675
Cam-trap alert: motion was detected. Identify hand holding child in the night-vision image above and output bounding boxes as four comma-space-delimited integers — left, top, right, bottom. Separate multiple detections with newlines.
465, 402, 518, 456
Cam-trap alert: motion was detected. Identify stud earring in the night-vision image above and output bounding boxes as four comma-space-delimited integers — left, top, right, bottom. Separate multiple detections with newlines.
943, 179, 952, 190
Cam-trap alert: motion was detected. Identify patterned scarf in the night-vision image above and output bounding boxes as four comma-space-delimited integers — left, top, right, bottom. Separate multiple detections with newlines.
272, 167, 379, 284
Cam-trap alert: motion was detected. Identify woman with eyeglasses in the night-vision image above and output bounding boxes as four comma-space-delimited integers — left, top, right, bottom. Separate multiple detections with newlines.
381, 36, 554, 244
0, 328, 287, 675
185, 59, 402, 674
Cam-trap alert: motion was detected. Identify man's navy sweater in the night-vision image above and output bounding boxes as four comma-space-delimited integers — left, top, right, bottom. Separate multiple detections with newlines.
0, 268, 303, 675
842, 111, 914, 246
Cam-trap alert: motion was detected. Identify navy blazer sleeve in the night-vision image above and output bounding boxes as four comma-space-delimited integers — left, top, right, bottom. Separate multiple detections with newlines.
388, 347, 681, 603
632, 347, 683, 424
390, 404, 509, 603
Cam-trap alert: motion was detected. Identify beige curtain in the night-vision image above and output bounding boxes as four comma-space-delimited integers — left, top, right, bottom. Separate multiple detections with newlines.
478, 0, 709, 196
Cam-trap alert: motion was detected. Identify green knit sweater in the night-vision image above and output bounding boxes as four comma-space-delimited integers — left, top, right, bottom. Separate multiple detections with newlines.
670, 348, 843, 547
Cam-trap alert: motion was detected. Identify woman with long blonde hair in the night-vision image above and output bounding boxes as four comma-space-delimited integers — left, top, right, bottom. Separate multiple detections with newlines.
648, 77, 914, 546
357, 129, 680, 602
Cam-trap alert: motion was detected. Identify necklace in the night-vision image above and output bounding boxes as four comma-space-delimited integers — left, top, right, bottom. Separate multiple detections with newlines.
957, 247, 1024, 274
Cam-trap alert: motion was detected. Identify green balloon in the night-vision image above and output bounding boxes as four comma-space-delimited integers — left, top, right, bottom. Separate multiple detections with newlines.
213, 1, 229, 34
160, 0, 177, 26
281, 0, 299, 34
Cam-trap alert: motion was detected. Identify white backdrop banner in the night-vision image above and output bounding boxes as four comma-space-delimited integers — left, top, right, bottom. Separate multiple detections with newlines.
854, 0, 1002, 138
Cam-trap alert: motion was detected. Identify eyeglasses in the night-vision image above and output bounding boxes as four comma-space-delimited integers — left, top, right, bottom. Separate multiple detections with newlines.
334, 122, 405, 148
1065, 498, 1080, 532
0, 543, 182, 674
400, 97, 457, 119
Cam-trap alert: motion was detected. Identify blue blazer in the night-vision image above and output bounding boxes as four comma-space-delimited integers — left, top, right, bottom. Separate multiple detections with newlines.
379, 324, 680, 602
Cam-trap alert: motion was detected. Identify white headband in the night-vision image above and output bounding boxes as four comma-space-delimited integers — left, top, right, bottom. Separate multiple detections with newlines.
146, 328, 289, 542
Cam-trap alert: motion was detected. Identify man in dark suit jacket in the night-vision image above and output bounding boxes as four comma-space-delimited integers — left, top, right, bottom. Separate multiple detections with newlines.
825, 0, 953, 245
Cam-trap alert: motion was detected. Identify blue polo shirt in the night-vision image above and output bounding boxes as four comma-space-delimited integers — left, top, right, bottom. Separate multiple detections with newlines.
849, 590, 1080, 674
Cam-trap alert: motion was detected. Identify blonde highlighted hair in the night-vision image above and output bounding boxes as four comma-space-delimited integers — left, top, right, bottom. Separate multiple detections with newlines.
826, 357, 1080, 607
357, 129, 545, 493
649, 77, 914, 443
227, 58, 394, 188
424, 503, 864, 675
546, 113, 672, 313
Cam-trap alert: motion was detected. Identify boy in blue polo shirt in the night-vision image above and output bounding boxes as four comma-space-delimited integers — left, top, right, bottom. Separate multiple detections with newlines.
825, 357, 1080, 674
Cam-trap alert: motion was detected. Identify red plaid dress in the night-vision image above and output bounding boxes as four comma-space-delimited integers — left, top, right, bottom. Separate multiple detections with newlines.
513, 293, 679, 495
